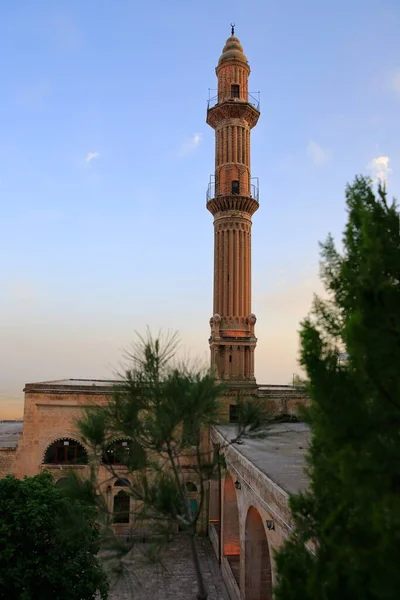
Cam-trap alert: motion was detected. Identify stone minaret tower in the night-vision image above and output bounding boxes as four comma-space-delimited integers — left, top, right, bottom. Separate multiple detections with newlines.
207, 27, 260, 396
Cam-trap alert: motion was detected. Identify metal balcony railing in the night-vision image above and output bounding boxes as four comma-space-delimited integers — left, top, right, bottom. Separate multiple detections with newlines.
207, 92, 260, 111
206, 178, 259, 203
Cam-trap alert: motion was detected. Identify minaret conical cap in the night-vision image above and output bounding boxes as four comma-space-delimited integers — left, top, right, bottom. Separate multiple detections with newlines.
218, 35, 248, 66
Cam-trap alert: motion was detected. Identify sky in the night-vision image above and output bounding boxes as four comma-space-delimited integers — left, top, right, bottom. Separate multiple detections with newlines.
1, 0, 400, 418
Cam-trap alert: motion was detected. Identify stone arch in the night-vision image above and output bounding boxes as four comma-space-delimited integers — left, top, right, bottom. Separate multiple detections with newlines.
245, 506, 273, 600
185, 481, 197, 492
223, 471, 241, 588
42, 437, 88, 465
114, 477, 130, 487
55, 477, 69, 487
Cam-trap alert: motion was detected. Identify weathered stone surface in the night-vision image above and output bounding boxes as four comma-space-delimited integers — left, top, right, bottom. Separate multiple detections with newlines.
216, 423, 310, 495
105, 536, 229, 600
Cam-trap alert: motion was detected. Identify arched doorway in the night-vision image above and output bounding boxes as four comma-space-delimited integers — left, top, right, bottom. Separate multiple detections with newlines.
113, 490, 130, 524
245, 506, 273, 600
223, 472, 240, 588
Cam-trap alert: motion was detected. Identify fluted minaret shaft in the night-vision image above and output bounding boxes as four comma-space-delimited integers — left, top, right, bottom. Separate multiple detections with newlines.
206, 32, 260, 384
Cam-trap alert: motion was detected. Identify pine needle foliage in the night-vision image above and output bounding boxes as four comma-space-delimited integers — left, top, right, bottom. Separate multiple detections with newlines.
274, 176, 400, 600
69, 329, 270, 600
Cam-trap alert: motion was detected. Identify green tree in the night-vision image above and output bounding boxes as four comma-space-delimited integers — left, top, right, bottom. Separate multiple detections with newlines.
0, 472, 108, 600
72, 330, 269, 600
274, 176, 400, 600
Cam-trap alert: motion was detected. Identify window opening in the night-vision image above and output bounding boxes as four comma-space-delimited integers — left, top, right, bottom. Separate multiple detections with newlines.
185, 481, 198, 492
44, 439, 88, 465
232, 180, 240, 195
102, 439, 146, 468
114, 478, 130, 487
231, 84, 240, 98
229, 404, 239, 423
113, 490, 130, 524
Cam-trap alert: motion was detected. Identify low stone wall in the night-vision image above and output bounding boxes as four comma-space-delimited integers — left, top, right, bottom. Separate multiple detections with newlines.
211, 428, 294, 535
208, 522, 220, 559
0, 448, 17, 478
221, 556, 240, 600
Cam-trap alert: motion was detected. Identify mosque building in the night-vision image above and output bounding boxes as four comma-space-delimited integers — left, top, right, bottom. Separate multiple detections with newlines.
0, 29, 309, 600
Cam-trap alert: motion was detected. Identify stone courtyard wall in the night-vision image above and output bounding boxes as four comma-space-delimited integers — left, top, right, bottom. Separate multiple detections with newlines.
0, 447, 17, 478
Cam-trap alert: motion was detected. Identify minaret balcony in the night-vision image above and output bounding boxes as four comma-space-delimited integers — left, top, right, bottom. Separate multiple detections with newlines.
206, 179, 259, 203
207, 93, 260, 111
206, 179, 259, 216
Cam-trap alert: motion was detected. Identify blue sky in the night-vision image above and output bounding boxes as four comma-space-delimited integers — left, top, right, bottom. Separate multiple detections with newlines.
1, 0, 400, 416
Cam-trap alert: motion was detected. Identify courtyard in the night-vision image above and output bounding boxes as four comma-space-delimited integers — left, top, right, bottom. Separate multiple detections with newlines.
104, 535, 229, 600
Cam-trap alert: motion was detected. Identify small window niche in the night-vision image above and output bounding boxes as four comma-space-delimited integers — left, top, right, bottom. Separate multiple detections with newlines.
231, 84, 240, 98
232, 180, 240, 195
229, 405, 239, 423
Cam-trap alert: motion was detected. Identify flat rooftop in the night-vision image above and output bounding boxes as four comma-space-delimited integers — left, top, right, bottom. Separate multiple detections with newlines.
24, 379, 301, 395
0, 420, 23, 448
24, 378, 121, 393
215, 422, 310, 495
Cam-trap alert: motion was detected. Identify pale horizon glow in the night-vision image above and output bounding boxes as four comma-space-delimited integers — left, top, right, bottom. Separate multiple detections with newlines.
1, 1, 400, 418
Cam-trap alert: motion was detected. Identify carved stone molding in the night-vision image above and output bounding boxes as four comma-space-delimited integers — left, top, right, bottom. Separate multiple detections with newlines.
207, 102, 259, 129
207, 195, 259, 216
214, 220, 251, 232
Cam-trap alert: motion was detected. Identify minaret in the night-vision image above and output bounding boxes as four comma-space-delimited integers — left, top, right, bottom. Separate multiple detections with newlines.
207, 27, 260, 394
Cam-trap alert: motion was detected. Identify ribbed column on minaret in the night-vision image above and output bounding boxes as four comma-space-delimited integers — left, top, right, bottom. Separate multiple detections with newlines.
206, 30, 260, 385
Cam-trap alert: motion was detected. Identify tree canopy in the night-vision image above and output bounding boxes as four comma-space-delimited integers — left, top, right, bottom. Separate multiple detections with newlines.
274, 176, 400, 600
0, 472, 109, 600
71, 329, 270, 600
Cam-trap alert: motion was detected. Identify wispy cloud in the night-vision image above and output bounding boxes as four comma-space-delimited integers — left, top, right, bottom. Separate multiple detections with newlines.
368, 156, 391, 182
307, 140, 329, 165
178, 133, 203, 157
86, 152, 99, 163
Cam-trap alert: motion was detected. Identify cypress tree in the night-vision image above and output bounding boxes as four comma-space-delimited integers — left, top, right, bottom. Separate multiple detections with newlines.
275, 176, 400, 600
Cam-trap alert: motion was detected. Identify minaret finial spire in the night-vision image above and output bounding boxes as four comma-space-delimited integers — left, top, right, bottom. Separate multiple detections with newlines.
230, 23, 235, 36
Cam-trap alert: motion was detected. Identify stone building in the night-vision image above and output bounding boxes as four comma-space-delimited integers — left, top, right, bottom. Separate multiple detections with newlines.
0, 29, 309, 599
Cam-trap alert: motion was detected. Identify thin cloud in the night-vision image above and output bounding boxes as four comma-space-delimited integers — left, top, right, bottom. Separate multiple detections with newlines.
178, 133, 203, 157
86, 152, 99, 163
368, 156, 391, 182
307, 140, 329, 166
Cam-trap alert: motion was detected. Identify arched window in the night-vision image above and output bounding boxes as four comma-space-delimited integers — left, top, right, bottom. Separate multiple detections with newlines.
102, 439, 146, 468
113, 490, 130, 524
185, 481, 197, 492
44, 438, 88, 465
114, 478, 130, 487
